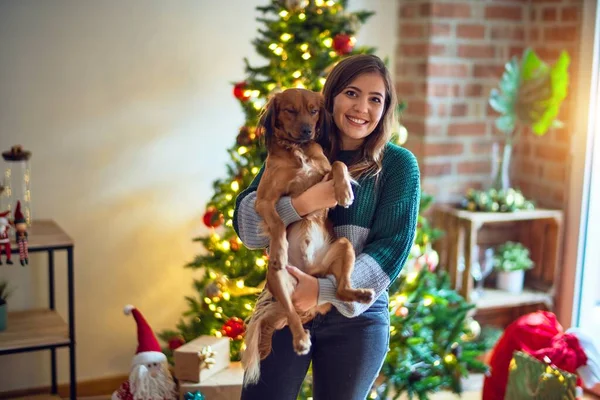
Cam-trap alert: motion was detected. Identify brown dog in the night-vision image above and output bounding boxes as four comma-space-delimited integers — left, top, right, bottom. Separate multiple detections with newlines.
241, 88, 374, 386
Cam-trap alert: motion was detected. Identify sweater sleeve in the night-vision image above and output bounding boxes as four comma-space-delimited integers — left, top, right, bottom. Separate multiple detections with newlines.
317, 147, 421, 318
233, 164, 303, 250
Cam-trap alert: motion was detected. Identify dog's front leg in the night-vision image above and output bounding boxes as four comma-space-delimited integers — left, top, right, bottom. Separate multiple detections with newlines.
255, 196, 288, 271
331, 161, 354, 208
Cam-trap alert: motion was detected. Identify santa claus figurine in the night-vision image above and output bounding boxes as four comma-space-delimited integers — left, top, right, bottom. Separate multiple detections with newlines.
0, 210, 13, 265
13, 201, 28, 266
112, 305, 177, 400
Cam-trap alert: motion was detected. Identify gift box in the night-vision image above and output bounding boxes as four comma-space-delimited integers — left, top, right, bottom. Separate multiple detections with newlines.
174, 335, 230, 383
179, 362, 243, 400
505, 351, 578, 400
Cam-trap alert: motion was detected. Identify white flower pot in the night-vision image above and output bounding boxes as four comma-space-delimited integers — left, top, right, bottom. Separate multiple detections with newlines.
496, 270, 525, 293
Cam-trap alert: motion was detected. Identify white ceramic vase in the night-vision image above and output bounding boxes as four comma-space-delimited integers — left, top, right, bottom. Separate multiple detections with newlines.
496, 269, 525, 293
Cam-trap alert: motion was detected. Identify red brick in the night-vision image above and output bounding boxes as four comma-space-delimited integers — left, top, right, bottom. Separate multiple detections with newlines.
426, 123, 445, 136
457, 24, 486, 39
428, 63, 470, 78
535, 47, 562, 61
457, 161, 492, 174
471, 141, 493, 154
509, 46, 526, 58
451, 103, 468, 117
490, 26, 525, 40
401, 43, 429, 57
431, 23, 452, 36
400, 4, 419, 18
542, 163, 567, 183
430, 3, 472, 18
423, 162, 453, 177
396, 81, 416, 96
408, 100, 429, 117
448, 122, 487, 136
473, 64, 505, 78
458, 45, 496, 59
535, 144, 568, 163
423, 142, 464, 157
561, 6, 579, 22
542, 8, 557, 21
427, 83, 452, 97
485, 5, 523, 21
402, 119, 426, 136
400, 23, 426, 39
464, 83, 483, 97
544, 26, 578, 41
530, 27, 539, 41
429, 44, 447, 56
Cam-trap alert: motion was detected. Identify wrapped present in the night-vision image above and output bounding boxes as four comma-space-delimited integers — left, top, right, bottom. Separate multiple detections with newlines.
505, 351, 578, 400
180, 362, 243, 400
174, 335, 230, 383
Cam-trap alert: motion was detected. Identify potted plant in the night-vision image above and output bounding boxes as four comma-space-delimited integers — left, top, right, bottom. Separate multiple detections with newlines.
0, 279, 14, 331
493, 241, 534, 293
489, 48, 570, 191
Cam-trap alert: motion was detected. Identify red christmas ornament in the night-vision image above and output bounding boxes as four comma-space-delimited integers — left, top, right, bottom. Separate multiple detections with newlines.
332, 33, 354, 55
233, 81, 250, 101
168, 335, 186, 351
221, 317, 245, 339
203, 207, 224, 228
229, 237, 240, 252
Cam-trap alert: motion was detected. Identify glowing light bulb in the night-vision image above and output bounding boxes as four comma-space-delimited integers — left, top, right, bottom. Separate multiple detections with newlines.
222, 292, 231, 300
300, 43, 309, 52
315, 0, 324, 6
221, 240, 230, 251
269, 43, 278, 50
292, 70, 302, 78
228, 209, 234, 217
423, 296, 434, 306
279, 10, 289, 18
225, 194, 233, 201
256, 258, 266, 267
238, 146, 248, 155
251, 167, 259, 174
323, 38, 333, 48
231, 181, 240, 191
280, 33, 292, 42
302, 52, 311, 60
406, 271, 419, 284
204, 297, 211, 304
298, 13, 306, 20
274, 47, 284, 56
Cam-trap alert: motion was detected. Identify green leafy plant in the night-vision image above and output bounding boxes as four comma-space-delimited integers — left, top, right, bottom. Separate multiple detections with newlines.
0, 279, 14, 306
493, 242, 534, 272
487, 48, 570, 192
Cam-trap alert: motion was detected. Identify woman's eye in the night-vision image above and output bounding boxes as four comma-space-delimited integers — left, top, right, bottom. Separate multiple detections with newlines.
344, 90, 357, 97
371, 97, 382, 104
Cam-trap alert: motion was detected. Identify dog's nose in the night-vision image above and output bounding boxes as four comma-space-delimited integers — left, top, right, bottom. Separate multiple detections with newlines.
301, 125, 312, 138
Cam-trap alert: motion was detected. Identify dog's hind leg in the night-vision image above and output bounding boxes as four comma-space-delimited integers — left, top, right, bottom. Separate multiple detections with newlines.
319, 238, 374, 303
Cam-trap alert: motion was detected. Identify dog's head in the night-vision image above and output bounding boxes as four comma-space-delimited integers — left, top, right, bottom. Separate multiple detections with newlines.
260, 88, 329, 149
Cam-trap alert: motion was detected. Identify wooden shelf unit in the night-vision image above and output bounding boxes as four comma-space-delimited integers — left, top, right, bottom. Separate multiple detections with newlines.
433, 205, 563, 326
0, 220, 76, 399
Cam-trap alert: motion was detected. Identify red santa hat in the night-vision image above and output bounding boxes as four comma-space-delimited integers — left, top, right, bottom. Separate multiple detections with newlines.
123, 305, 167, 366
13, 201, 25, 224
0, 210, 9, 219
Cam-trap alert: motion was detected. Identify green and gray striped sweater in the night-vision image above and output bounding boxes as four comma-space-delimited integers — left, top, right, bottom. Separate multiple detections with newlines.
233, 142, 421, 318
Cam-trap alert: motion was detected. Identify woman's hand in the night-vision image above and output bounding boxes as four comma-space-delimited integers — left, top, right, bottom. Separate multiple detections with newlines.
287, 265, 319, 312
291, 178, 337, 217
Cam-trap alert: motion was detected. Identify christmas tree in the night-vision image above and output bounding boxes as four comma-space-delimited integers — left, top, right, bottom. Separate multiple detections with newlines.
159, 0, 377, 361
374, 194, 492, 400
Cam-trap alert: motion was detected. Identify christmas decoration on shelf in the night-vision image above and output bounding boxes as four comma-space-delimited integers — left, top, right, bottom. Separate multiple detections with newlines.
1, 145, 33, 227
168, 335, 186, 351
460, 187, 535, 212
112, 305, 177, 400
183, 391, 205, 400
0, 211, 12, 265
160, 0, 376, 365
13, 201, 28, 266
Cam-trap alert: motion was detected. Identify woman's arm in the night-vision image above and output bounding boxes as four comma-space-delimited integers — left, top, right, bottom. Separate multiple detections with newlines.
233, 165, 302, 249
318, 148, 421, 318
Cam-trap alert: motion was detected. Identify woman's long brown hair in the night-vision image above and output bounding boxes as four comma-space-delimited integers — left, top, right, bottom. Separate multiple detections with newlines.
319, 54, 397, 180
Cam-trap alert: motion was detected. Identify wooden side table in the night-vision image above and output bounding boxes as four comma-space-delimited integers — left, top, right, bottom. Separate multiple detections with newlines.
0, 220, 76, 399
433, 205, 563, 306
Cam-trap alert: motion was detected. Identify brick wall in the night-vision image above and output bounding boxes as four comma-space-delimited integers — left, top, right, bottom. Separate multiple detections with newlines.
397, 0, 583, 208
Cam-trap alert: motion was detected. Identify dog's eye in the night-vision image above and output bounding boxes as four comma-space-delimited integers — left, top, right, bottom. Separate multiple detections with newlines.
285, 108, 298, 114
310, 109, 318, 115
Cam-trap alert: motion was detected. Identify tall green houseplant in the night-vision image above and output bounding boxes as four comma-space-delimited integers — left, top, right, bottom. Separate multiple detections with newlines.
489, 48, 570, 191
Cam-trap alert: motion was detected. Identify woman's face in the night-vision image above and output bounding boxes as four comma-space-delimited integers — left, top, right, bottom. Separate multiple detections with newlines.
332, 72, 386, 150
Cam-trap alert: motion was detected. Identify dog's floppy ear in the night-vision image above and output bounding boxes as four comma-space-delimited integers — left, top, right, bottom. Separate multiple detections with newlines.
316, 101, 332, 141
259, 93, 279, 149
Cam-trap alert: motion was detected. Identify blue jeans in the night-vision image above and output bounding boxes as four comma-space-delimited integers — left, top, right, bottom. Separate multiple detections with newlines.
240, 291, 390, 400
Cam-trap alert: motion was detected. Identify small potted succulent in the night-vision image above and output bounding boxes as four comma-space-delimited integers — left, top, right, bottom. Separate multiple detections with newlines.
493, 241, 534, 293
0, 279, 14, 331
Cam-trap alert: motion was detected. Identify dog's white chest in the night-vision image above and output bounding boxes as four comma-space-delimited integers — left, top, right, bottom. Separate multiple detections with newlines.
293, 150, 322, 181
287, 220, 331, 270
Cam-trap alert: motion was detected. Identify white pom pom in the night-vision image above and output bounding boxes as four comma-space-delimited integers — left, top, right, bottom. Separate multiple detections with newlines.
123, 305, 135, 315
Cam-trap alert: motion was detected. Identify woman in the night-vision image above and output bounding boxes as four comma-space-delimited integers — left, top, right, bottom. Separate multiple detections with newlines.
234, 54, 421, 400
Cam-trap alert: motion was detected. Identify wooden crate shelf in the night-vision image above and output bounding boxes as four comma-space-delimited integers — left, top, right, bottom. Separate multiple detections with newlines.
0, 309, 69, 353
433, 204, 563, 325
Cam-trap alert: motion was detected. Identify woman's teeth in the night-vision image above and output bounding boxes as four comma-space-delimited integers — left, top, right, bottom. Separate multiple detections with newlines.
347, 116, 367, 125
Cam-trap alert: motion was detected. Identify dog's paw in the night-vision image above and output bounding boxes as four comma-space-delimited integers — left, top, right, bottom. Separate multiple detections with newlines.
335, 179, 354, 208
355, 288, 375, 304
293, 329, 312, 356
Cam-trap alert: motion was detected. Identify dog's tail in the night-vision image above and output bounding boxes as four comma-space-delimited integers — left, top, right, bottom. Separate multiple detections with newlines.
242, 289, 276, 387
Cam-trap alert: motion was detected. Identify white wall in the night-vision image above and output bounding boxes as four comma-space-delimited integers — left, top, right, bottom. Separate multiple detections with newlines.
0, 0, 396, 391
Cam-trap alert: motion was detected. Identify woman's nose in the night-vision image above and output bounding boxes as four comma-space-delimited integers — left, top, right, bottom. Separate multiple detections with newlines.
353, 98, 369, 113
